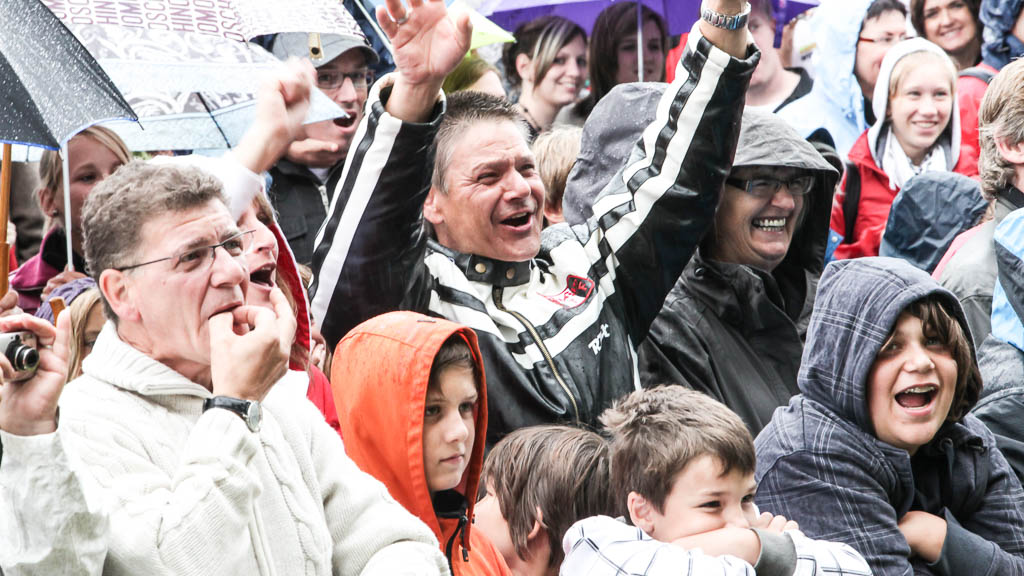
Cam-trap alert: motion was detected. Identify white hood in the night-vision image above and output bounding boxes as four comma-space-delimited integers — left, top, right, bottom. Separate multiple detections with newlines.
867, 38, 961, 169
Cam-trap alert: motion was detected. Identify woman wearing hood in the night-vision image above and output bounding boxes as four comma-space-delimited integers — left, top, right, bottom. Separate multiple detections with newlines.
639, 108, 840, 436
831, 38, 979, 260
755, 256, 1024, 575
332, 311, 512, 576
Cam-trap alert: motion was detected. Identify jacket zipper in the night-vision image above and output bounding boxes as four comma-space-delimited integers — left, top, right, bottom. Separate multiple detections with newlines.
492, 286, 580, 422
445, 514, 469, 569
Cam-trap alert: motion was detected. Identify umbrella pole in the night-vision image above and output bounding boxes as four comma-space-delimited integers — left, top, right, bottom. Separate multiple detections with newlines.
61, 141, 74, 273
0, 144, 11, 295
637, 2, 645, 82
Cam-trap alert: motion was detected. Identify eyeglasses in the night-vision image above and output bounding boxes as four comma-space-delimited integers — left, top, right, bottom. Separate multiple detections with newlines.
726, 175, 815, 198
115, 230, 256, 274
857, 34, 909, 47
315, 68, 374, 91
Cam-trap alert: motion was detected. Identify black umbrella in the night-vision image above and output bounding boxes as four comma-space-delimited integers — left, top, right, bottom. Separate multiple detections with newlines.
0, 0, 136, 284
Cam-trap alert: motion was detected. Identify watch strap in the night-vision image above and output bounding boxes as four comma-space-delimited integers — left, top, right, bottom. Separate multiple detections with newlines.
700, 2, 751, 30
203, 396, 260, 432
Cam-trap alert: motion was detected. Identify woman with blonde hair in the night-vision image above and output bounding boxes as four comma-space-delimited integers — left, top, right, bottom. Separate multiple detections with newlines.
13, 126, 130, 314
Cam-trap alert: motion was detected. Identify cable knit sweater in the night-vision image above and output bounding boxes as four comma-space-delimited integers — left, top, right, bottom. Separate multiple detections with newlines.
0, 323, 448, 576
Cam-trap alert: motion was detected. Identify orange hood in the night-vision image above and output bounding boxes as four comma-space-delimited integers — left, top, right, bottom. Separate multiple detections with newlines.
332, 311, 488, 546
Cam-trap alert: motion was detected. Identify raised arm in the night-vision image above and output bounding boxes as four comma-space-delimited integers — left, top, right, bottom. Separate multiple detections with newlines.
309, 0, 471, 347
577, 18, 758, 343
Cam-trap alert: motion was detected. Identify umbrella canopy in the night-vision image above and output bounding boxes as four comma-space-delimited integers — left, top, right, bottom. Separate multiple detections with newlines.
67, 24, 345, 151
40, 0, 367, 43
38, 2, 364, 151
0, 0, 137, 283
0, 0, 136, 149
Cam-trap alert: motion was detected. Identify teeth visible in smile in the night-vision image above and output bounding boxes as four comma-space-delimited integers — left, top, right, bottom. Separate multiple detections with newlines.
903, 385, 937, 394
753, 218, 786, 230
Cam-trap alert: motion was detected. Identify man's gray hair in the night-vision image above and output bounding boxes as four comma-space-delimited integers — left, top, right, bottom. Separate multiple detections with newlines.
82, 160, 226, 320
979, 59, 1024, 201
431, 91, 530, 193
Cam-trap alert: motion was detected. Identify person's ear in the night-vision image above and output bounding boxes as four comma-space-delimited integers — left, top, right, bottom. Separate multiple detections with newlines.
99, 269, 139, 321
37, 187, 59, 217
995, 137, 1024, 166
526, 506, 545, 542
423, 185, 446, 226
515, 53, 535, 85
627, 492, 656, 535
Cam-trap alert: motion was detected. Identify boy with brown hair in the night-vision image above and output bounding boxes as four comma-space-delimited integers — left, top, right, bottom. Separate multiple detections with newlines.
473, 425, 613, 576
560, 387, 871, 576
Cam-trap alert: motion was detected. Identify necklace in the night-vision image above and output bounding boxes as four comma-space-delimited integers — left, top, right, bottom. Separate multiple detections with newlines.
519, 103, 542, 132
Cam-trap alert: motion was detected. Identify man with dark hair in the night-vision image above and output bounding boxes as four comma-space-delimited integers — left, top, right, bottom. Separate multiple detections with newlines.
312, 0, 758, 447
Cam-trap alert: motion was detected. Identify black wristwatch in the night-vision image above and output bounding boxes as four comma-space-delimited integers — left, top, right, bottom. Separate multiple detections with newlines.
203, 396, 262, 433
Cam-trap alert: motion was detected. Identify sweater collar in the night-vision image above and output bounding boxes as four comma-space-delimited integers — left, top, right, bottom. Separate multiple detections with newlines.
81, 322, 212, 398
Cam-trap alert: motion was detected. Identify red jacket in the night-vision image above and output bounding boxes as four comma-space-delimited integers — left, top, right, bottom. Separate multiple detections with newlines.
830, 131, 979, 259
956, 63, 998, 170
332, 311, 512, 576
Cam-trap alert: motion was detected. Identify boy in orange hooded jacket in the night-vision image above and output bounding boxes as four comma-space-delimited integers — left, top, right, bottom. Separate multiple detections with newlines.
333, 311, 512, 576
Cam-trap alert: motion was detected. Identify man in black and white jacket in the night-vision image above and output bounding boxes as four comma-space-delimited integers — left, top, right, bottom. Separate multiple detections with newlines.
311, 0, 759, 445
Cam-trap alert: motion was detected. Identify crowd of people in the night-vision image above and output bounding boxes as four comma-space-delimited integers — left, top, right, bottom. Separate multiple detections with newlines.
2, 0, 1024, 573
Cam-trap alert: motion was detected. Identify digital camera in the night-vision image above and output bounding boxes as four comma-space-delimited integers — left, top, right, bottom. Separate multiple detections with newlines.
0, 331, 39, 382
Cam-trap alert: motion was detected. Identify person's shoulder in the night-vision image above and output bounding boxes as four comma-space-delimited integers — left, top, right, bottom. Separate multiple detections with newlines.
756, 396, 880, 468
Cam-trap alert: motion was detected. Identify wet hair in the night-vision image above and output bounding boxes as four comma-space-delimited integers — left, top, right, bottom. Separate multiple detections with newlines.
909, 0, 981, 44
502, 16, 586, 92
876, 296, 981, 422
428, 333, 477, 391
978, 59, 1024, 200
532, 125, 581, 222
430, 91, 529, 194
480, 425, 613, 567
574, 3, 668, 119
443, 54, 501, 95
82, 161, 226, 321
864, 0, 909, 24
600, 386, 755, 519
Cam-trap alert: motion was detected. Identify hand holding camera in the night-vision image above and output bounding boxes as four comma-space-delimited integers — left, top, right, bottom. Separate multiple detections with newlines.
0, 312, 71, 436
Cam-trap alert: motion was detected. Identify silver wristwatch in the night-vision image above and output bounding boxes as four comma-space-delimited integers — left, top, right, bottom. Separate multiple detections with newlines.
700, 1, 752, 30
203, 396, 262, 433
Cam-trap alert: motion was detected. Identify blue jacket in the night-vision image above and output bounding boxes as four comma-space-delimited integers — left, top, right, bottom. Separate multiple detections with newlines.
755, 257, 1024, 576
980, 0, 1024, 69
974, 207, 1024, 485
775, 0, 873, 157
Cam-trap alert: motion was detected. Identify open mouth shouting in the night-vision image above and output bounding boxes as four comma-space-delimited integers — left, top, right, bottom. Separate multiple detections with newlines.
499, 209, 535, 233
249, 262, 277, 290
894, 384, 939, 411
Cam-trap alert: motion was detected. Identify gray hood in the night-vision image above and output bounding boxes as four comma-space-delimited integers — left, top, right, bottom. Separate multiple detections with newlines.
562, 82, 665, 226
799, 257, 979, 434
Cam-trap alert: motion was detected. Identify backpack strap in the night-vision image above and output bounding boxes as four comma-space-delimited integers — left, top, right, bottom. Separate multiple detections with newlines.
842, 161, 861, 244
959, 66, 996, 84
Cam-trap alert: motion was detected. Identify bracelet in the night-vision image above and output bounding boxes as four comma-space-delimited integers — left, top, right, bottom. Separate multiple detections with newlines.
700, 1, 752, 30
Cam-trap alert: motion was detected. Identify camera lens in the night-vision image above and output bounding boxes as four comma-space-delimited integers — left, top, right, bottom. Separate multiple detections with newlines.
12, 346, 39, 372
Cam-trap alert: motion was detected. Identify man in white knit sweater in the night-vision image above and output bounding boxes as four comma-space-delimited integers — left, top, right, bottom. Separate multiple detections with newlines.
0, 4, 471, 570
0, 157, 449, 574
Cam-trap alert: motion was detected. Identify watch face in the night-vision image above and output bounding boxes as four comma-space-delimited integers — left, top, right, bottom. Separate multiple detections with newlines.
246, 401, 262, 433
